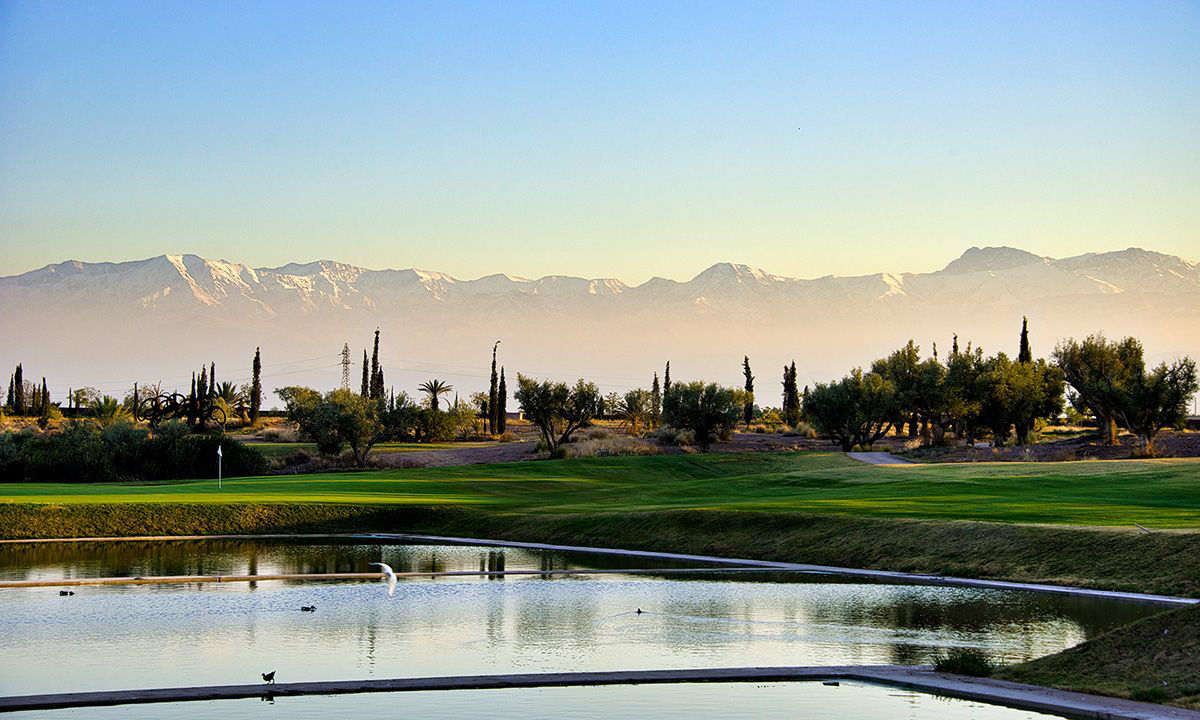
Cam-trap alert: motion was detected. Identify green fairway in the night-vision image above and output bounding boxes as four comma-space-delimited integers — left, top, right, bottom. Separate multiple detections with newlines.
3, 452, 1199, 528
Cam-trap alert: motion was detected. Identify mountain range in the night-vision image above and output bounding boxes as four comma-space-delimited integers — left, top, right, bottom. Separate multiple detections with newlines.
3, 247, 1197, 405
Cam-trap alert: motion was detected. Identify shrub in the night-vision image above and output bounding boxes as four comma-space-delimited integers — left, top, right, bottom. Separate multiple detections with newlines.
651, 426, 696, 446
560, 435, 661, 458
933, 648, 994, 677
497, 431, 516, 443
0, 422, 266, 483
258, 425, 300, 442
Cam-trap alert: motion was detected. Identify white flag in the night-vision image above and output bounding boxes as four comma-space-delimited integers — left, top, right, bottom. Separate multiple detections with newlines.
217, 445, 223, 458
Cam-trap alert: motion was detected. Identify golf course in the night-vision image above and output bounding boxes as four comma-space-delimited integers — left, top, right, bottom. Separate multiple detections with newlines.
3, 452, 1198, 527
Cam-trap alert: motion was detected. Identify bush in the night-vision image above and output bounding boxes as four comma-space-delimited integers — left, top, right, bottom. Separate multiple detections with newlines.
497, 431, 516, 443
258, 425, 300, 442
560, 435, 662, 458
651, 426, 696, 447
933, 648, 994, 677
0, 422, 267, 483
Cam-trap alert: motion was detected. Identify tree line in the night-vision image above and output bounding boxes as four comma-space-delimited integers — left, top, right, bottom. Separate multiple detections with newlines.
801, 320, 1196, 456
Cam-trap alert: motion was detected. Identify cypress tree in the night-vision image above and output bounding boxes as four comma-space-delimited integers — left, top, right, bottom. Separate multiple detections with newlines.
663, 361, 671, 398
488, 341, 500, 434
782, 362, 800, 427
742, 356, 755, 425
189, 372, 197, 426
13, 364, 23, 415
361, 350, 369, 397
209, 362, 216, 404
198, 366, 208, 406
951, 334, 959, 356
1018, 316, 1032, 363
651, 372, 661, 427
370, 330, 383, 399
40, 378, 49, 420
250, 347, 262, 423
497, 367, 508, 433
6, 375, 13, 410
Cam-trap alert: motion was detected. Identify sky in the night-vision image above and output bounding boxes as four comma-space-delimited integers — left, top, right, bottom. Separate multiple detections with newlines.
1, 0, 1198, 283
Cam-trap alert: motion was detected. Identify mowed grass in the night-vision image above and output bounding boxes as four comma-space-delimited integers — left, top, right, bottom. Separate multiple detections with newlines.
3, 452, 1199, 528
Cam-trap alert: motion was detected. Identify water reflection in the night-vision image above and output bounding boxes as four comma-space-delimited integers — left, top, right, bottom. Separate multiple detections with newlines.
0, 540, 1165, 698
0, 539, 674, 582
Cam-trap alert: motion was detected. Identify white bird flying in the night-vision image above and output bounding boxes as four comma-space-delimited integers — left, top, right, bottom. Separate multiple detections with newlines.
369, 562, 398, 597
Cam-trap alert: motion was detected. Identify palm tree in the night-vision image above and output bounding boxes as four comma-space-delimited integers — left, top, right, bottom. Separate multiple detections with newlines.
90, 395, 131, 426
215, 381, 242, 405
419, 379, 453, 412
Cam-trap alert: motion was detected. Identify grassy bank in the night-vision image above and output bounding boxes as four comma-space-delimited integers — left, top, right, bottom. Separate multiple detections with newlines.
3, 503, 1200, 597
997, 602, 1200, 709
3, 452, 1200, 527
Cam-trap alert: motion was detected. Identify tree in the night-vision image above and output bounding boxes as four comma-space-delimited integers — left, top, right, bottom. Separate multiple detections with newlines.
250, 347, 262, 423
663, 362, 671, 398
1113, 358, 1198, 456
497, 367, 508, 433
781, 362, 800, 427
742, 356, 755, 425
277, 387, 383, 466
90, 395, 131, 427
488, 341, 500, 433
360, 350, 369, 398
620, 388, 651, 434
872, 340, 921, 437
1053, 335, 1144, 445
603, 392, 622, 419
71, 387, 101, 410
419, 379, 453, 411
650, 372, 661, 428
977, 353, 1064, 446
514, 375, 599, 453
804, 369, 897, 451
944, 343, 985, 444
13, 364, 23, 415
38, 378, 50, 427
1018, 317, 1032, 364
5, 374, 12, 410
661, 381, 746, 451
369, 330, 384, 399
909, 358, 950, 446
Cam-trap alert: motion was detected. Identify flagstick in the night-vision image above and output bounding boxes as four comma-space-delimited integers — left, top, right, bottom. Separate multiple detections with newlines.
217, 444, 223, 490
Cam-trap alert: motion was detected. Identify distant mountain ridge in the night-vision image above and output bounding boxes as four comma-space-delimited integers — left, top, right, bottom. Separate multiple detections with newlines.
2, 247, 1197, 404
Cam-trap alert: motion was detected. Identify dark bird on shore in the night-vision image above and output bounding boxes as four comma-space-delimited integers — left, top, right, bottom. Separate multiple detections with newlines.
636, 608, 643, 614
300, 605, 316, 612
59, 590, 74, 596
262, 671, 276, 684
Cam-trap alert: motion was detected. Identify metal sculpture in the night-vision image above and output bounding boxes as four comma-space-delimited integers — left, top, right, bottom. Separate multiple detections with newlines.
135, 391, 227, 429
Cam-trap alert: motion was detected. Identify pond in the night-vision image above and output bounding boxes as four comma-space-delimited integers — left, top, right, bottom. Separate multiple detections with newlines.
0, 539, 1161, 715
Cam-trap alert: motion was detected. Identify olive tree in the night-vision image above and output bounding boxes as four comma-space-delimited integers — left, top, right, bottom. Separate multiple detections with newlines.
803, 369, 896, 451
514, 375, 600, 453
660, 381, 747, 451
277, 387, 383, 466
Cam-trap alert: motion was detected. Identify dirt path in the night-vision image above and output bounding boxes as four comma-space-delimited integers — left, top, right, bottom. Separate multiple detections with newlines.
847, 451, 914, 465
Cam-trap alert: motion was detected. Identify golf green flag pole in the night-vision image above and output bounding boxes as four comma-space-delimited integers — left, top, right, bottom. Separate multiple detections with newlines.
217, 444, 223, 490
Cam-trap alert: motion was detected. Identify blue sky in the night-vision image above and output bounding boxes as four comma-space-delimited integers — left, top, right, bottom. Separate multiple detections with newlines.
1, 0, 1198, 281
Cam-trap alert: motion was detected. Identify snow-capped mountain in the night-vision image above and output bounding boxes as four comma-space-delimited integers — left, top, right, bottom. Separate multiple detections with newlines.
2, 247, 1197, 405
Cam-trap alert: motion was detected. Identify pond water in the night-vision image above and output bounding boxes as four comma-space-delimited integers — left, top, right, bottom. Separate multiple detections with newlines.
0, 539, 1160, 714
18, 682, 1061, 720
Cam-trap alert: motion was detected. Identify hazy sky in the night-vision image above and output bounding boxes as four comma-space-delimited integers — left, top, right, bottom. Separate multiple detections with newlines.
1, 0, 1198, 282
